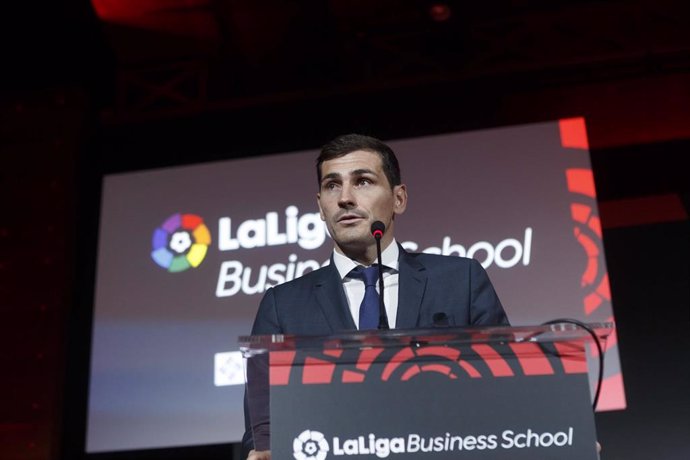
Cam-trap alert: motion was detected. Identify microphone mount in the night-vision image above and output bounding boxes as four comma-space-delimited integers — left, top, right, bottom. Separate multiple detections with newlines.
370, 221, 390, 330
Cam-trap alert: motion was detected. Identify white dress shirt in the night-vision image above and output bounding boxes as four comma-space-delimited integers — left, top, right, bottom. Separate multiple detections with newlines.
332, 239, 400, 329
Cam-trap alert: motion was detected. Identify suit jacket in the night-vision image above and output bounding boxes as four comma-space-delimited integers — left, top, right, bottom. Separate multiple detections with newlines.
243, 248, 509, 454
252, 247, 508, 335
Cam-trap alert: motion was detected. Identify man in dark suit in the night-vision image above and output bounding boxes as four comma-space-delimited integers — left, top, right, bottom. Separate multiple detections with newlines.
244, 133, 508, 460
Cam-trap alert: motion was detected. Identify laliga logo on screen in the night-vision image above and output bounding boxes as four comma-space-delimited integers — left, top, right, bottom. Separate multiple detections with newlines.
294, 430, 330, 460
151, 213, 212, 272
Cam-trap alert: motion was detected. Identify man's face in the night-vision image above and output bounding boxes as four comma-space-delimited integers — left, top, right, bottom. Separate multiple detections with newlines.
317, 150, 407, 257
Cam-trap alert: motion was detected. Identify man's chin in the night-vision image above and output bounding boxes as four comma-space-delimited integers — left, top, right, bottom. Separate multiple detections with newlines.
332, 231, 372, 251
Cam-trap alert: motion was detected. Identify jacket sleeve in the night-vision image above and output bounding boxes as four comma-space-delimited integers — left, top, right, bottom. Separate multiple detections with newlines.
242, 288, 280, 455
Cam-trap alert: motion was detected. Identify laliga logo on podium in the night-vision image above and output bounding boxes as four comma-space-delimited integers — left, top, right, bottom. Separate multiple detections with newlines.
294, 430, 330, 460
151, 213, 212, 272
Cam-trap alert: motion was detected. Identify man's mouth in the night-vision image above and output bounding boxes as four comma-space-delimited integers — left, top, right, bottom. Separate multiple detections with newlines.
337, 213, 365, 224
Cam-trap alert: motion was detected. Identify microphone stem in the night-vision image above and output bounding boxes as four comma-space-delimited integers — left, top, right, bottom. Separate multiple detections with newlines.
374, 236, 389, 330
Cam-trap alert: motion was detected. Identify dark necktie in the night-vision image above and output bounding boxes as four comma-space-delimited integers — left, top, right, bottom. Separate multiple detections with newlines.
350, 265, 381, 330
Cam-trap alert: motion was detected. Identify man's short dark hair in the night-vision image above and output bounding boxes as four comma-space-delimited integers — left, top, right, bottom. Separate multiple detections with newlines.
316, 134, 401, 189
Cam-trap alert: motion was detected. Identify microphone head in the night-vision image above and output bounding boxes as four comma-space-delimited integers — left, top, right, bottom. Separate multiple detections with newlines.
371, 221, 385, 239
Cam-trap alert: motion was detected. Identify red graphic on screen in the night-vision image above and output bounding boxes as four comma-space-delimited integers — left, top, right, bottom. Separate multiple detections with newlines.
560, 117, 626, 411
559, 118, 590, 149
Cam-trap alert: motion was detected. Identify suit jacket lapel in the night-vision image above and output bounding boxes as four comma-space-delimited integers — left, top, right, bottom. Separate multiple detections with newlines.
396, 247, 428, 329
314, 259, 357, 332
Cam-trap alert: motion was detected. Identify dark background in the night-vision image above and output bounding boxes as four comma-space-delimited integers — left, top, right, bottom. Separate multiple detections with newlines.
1, 1, 688, 459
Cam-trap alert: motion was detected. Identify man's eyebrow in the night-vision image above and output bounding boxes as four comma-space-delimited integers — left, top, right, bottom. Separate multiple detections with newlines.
321, 172, 341, 183
321, 168, 377, 184
351, 168, 377, 176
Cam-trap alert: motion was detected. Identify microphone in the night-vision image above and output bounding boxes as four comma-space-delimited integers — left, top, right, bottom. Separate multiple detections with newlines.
370, 221, 389, 330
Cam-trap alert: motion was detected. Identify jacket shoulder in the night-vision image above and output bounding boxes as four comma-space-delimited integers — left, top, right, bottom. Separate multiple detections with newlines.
268, 263, 333, 294
404, 251, 477, 270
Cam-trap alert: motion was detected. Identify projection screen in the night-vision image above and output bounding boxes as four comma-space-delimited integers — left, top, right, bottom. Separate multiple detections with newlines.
86, 118, 624, 452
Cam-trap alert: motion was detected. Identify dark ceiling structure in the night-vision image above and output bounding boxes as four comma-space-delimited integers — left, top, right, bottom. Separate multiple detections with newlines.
87, 0, 690, 124
9, 1, 688, 124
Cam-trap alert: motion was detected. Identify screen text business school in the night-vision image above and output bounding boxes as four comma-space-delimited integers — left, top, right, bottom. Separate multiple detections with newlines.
215, 205, 533, 297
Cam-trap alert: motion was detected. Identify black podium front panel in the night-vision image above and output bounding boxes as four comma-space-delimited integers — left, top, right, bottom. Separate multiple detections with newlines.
269, 341, 598, 460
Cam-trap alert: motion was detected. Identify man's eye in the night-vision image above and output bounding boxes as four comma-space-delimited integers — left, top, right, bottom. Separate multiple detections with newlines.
357, 178, 371, 186
325, 182, 338, 190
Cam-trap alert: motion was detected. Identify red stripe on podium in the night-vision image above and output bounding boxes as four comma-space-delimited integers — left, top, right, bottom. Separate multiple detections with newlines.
415, 346, 461, 361
401, 364, 422, 381
421, 363, 457, 378
269, 350, 296, 385
457, 360, 481, 378
553, 342, 588, 374
382, 347, 416, 381
302, 357, 336, 384
342, 370, 366, 383
323, 349, 343, 358
356, 347, 384, 371
471, 344, 514, 377
509, 343, 555, 376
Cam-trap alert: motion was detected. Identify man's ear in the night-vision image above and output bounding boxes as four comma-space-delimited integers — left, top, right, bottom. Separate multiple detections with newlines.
317, 193, 325, 220
393, 184, 408, 215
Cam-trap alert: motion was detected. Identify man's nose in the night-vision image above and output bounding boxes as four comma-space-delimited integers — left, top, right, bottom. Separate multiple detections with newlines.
338, 184, 356, 208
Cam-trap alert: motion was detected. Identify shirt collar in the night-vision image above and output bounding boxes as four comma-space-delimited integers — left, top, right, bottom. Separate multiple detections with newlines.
333, 239, 400, 280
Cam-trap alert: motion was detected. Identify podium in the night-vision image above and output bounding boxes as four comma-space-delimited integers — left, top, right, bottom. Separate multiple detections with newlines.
240, 323, 612, 459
